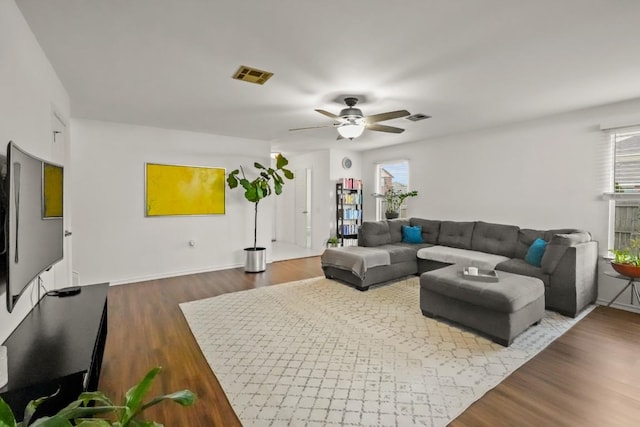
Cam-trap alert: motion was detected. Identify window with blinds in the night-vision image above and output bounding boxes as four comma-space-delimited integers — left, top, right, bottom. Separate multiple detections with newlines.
614, 130, 640, 192
612, 129, 640, 249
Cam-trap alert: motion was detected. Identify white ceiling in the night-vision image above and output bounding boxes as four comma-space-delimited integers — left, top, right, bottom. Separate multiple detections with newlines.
16, 0, 640, 153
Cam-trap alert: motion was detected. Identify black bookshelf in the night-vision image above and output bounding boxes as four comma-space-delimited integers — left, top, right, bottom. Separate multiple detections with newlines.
336, 181, 363, 246
0, 283, 108, 420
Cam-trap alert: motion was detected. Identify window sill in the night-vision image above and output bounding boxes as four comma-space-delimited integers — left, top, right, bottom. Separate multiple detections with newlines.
602, 192, 640, 200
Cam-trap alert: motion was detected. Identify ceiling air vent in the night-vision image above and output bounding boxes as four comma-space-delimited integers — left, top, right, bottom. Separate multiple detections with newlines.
405, 113, 432, 122
232, 65, 274, 85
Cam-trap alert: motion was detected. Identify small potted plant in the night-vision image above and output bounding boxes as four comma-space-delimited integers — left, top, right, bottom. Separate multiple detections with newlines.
326, 236, 340, 248
610, 238, 640, 277
227, 154, 294, 272
381, 189, 418, 219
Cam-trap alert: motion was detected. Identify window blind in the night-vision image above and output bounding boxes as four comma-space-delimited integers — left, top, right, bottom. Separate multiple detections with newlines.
614, 130, 640, 191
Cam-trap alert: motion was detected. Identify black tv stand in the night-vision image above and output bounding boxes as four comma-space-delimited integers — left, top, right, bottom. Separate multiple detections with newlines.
0, 283, 108, 420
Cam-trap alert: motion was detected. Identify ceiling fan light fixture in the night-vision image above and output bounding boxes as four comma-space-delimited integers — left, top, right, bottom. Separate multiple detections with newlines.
337, 123, 365, 140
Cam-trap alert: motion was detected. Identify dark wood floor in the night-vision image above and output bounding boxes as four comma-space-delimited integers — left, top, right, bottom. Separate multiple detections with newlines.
99, 257, 640, 426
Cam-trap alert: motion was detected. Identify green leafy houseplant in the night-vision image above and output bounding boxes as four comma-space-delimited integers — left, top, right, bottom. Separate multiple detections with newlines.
610, 238, 640, 278
0, 367, 196, 427
226, 154, 294, 250
610, 238, 640, 266
326, 236, 339, 247
383, 189, 418, 216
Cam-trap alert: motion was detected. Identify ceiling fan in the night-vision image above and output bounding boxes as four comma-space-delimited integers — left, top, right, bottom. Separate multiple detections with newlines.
289, 97, 411, 140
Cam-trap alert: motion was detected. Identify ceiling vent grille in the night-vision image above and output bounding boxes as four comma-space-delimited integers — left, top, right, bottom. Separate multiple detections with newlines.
232, 66, 274, 85
405, 113, 432, 121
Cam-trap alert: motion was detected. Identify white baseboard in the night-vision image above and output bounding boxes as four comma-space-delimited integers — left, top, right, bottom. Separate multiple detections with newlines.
108, 262, 248, 286
596, 298, 640, 314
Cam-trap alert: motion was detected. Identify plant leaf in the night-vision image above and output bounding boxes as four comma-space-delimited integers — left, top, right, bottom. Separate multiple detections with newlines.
226, 173, 238, 189
121, 367, 162, 425
254, 162, 265, 169
276, 154, 288, 169
283, 169, 294, 180
128, 421, 163, 427
22, 389, 60, 426
74, 420, 112, 427
0, 397, 16, 427
29, 416, 73, 427
76, 391, 114, 408
141, 390, 196, 411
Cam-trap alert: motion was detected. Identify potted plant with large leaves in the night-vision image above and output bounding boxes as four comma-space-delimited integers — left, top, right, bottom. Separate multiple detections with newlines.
380, 188, 418, 219
227, 154, 294, 272
0, 366, 195, 426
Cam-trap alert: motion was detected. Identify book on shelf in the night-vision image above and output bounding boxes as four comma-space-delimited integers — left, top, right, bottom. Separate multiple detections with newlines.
341, 238, 358, 247
340, 193, 362, 205
340, 223, 359, 235
339, 178, 363, 190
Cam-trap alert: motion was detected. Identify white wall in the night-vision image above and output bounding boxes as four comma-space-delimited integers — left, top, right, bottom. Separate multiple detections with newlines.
71, 119, 271, 285
275, 150, 331, 250
362, 97, 640, 310
0, 0, 71, 342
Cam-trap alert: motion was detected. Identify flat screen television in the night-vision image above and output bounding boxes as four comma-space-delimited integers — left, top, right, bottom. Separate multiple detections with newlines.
0, 141, 64, 312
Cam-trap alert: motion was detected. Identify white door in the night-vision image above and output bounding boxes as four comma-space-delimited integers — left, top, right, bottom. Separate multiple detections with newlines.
52, 113, 72, 287
294, 168, 312, 248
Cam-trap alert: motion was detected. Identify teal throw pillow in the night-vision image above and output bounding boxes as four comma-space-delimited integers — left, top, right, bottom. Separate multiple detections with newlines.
402, 225, 424, 244
525, 238, 548, 267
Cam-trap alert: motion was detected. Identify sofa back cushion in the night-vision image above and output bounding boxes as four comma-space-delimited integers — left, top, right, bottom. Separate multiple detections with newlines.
471, 221, 519, 257
358, 221, 391, 247
438, 221, 475, 249
515, 229, 542, 259
386, 219, 410, 243
409, 218, 441, 244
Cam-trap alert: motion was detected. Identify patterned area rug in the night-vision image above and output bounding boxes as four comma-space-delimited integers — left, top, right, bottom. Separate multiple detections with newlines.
180, 276, 592, 427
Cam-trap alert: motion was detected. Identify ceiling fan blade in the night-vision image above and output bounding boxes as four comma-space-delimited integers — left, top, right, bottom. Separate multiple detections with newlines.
289, 124, 337, 131
366, 123, 405, 134
315, 109, 342, 120
365, 110, 410, 124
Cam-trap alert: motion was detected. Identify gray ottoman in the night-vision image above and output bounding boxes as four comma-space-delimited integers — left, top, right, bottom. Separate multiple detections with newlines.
420, 264, 545, 346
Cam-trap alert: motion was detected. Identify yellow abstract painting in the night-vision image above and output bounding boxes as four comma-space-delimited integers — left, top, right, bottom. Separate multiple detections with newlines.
145, 163, 225, 216
43, 163, 63, 218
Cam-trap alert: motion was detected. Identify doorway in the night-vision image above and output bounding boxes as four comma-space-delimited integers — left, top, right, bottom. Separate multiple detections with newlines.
294, 168, 311, 248
51, 112, 72, 287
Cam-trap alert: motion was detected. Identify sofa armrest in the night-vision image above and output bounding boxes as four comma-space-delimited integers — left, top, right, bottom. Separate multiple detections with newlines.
541, 231, 592, 274
546, 241, 599, 316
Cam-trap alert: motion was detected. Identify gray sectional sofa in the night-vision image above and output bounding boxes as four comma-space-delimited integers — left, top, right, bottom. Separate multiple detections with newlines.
321, 218, 598, 317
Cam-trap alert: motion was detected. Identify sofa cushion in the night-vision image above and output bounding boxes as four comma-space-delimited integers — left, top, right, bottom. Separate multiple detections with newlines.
359, 221, 391, 247
387, 219, 410, 243
525, 238, 548, 267
549, 231, 591, 246
377, 244, 420, 263
495, 258, 550, 287
409, 218, 441, 244
417, 246, 510, 270
470, 221, 519, 257
402, 225, 424, 243
438, 221, 475, 249
515, 228, 548, 259
540, 230, 592, 274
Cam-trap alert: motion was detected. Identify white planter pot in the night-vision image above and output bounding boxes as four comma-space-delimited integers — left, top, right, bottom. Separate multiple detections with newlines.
244, 247, 266, 273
